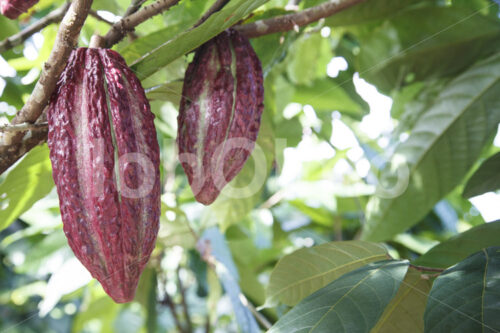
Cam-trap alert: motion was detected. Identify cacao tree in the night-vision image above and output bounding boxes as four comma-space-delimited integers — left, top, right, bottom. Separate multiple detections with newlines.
0, 0, 500, 332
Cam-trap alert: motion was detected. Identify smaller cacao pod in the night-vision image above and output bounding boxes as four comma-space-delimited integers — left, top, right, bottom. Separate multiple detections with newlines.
47, 48, 160, 303
1, 0, 38, 19
177, 29, 264, 205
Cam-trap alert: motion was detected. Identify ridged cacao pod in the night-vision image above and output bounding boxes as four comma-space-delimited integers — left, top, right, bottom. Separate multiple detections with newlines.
1, 0, 38, 19
47, 48, 161, 303
177, 29, 264, 205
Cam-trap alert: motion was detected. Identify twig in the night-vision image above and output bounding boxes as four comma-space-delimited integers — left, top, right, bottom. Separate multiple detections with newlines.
334, 216, 343, 241
176, 266, 193, 333
123, 0, 148, 17
204, 314, 211, 333
104, 0, 181, 47
235, 0, 367, 38
194, 0, 230, 28
409, 264, 445, 273
259, 188, 287, 210
0, 0, 93, 175
160, 293, 186, 333
0, 126, 48, 170
0, 122, 48, 132
246, 300, 272, 330
0, 2, 71, 54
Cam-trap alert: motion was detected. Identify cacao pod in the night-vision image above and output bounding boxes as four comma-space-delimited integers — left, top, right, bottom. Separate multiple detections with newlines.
47, 48, 161, 303
1, 0, 38, 19
177, 29, 264, 205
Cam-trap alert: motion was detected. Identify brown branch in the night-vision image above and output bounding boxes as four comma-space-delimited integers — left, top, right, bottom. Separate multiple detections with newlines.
123, 0, 148, 17
0, 122, 48, 132
0, 126, 49, 169
160, 293, 186, 333
0, 0, 93, 175
194, 0, 230, 28
89, 5, 141, 40
104, 0, 181, 48
176, 266, 193, 333
235, 0, 367, 38
0, 2, 71, 54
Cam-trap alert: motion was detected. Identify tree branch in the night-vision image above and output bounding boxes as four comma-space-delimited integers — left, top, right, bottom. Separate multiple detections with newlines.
235, 0, 367, 38
0, 0, 93, 175
103, 0, 181, 47
194, 0, 230, 28
0, 122, 48, 132
160, 293, 186, 333
0, 2, 71, 54
176, 266, 193, 333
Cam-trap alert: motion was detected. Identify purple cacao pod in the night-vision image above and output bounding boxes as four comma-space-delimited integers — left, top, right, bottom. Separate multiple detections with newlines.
47, 48, 161, 303
1, 0, 39, 19
177, 29, 264, 205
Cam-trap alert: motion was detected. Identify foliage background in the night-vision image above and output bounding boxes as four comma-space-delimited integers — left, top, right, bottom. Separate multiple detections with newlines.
0, 0, 500, 332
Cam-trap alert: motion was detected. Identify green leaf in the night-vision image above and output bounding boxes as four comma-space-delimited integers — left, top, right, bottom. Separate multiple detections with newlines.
269, 260, 409, 333
415, 221, 500, 268
265, 241, 388, 306
134, 268, 157, 333
0, 145, 54, 231
362, 52, 500, 242
357, 7, 500, 92
371, 268, 432, 333
0, 16, 19, 39
73, 295, 120, 333
275, 116, 302, 148
146, 81, 183, 105
286, 33, 332, 85
158, 203, 197, 249
424, 247, 500, 332
131, 0, 270, 80
288, 199, 334, 227
324, 0, 425, 26
463, 152, 500, 198
291, 78, 366, 118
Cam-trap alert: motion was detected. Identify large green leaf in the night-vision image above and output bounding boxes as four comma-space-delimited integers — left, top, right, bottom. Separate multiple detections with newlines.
73, 296, 120, 333
119, 0, 212, 63
146, 81, 183, 105
269, 260, 409, 333
357, 7, 500, 92
424, 247, 500, 332
131, 0, 269, 80
371, 268, 432, 333
265, 241, 388, 306
322, 0, 425, 26
0, 145, 54, 231
463, 152, 500, 198
415, 221, 500, 268
286, 33, 332, 86
0, 16, 18, 39
362, 52, 500, 242
291, 78, 366, 118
